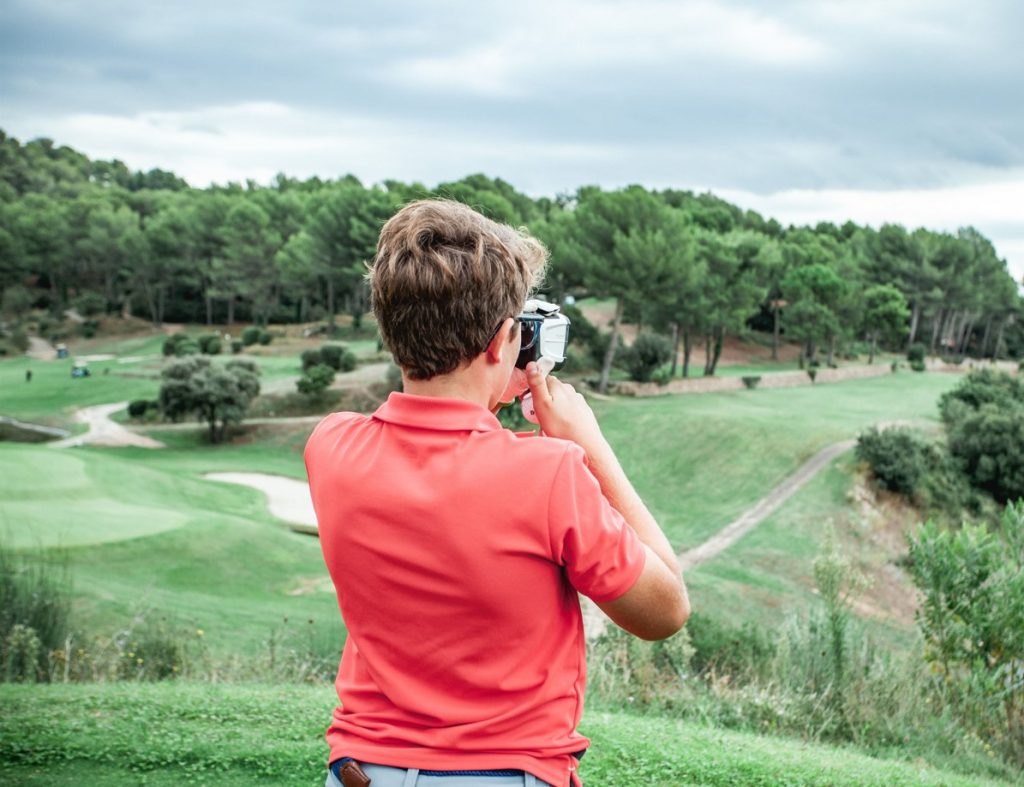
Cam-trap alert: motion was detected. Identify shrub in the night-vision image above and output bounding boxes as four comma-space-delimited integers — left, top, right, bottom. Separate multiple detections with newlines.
6, 328, 28, 353
257, 329, 272, 346
741, 375, 761, 390
908, 502, 1024, 766
910, 359, 926, 372
230, 340, 243, 354
72, 291, 106, 318
622, 333, 673, 383
241, 326, 261, 346
650, 367, 672, 386
197, 333, 222, 355
300, 348, 322, 371
319, 344, 357, 372
945, 406, 1024, 503
127, 399, 154, 418
296, 363, 336, 397
907, 343, 926, 363
890, 360, 899, 372
855, 426, 929, 496
78, 319, 100, 339
162, 333, 199, 357
807, 368, 817, 383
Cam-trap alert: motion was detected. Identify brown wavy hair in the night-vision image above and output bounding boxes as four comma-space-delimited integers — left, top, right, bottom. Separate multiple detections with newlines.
369, 200, 547, 380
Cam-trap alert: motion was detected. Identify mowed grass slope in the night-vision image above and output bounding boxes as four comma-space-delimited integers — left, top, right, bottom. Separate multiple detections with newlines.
0, 432, 341, 657
1, 369, 960, 657
1, 683, 1013, 787
595, 371, 958, 549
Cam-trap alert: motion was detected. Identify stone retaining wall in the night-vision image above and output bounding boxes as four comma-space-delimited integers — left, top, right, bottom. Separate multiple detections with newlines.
615, 363, 896, 398
613, 357, 1019, 398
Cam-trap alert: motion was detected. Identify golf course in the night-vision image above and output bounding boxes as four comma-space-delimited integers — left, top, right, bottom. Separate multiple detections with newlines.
3, 315, 1022, 786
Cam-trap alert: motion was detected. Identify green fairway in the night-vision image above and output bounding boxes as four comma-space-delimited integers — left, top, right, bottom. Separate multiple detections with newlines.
0, 431, 339, 657
0, 683, 1013, 787
0, 353, 160, 426
0, 444, 189, 548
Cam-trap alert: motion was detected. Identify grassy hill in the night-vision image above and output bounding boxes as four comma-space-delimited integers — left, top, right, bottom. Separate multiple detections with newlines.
0, 683, 1014, 787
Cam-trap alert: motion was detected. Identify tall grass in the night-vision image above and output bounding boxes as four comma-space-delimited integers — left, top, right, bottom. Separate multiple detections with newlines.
0, 540, 71, 682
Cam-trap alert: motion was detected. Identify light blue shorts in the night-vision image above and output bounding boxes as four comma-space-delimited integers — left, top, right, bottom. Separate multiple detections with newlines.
325, 761, 554, 787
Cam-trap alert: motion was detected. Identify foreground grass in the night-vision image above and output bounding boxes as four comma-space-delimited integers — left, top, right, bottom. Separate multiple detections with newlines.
0, 683, 1012, 787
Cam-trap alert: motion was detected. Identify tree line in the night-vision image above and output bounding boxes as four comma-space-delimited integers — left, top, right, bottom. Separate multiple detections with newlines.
2, 129, 1021, 388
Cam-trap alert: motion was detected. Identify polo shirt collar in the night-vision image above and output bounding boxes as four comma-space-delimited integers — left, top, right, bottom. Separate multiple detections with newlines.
372, 392, 502, 432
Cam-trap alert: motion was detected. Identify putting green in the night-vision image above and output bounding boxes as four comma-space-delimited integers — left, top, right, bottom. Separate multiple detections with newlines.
0, 445, 188, 548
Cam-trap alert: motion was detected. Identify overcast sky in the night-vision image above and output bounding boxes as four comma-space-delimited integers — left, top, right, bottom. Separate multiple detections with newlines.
2, 0, 1022, 282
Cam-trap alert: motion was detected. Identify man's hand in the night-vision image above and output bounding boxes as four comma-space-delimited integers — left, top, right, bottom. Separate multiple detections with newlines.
525, 361, 607, 458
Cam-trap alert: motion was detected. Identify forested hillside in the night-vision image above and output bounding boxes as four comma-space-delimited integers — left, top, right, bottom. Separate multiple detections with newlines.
2, 129, 1021, 380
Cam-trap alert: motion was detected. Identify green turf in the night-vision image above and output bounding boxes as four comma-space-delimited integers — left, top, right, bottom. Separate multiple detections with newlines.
0, 683, 1014, 787
0, 430, 339, 657
594, 371, 959, 549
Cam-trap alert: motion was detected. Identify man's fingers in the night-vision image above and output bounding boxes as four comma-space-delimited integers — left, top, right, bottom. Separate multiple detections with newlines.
526, 362, 555, 407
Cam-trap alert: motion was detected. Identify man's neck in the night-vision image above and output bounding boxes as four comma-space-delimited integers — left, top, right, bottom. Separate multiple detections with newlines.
402, 368, 493, 411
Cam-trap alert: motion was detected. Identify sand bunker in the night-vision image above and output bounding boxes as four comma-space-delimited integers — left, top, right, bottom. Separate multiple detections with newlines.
203, 471, 317, 534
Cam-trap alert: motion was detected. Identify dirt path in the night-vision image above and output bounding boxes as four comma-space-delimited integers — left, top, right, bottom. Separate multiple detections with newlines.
49, 402, 164, 449
677, 439, 856, 570
26, 336, 57, 361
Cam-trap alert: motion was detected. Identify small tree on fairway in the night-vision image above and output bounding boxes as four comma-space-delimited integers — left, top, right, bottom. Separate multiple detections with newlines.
158, 357, 260, 443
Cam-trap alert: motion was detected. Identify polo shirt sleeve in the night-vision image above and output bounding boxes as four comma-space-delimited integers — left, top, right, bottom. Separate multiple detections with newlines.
547, 444, 647, 603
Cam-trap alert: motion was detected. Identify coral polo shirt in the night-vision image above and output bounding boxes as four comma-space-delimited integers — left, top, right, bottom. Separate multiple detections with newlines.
304, 392, 646, 787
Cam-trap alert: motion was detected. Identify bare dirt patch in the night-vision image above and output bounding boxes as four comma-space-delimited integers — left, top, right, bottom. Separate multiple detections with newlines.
842, 474, 923, 628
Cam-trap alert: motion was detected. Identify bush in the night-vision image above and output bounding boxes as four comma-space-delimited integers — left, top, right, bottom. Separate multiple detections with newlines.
319, 344, 357, 372
71, 291, 106, 318
197, 333, 222, 355
907, 343, 926, 363
162, 333, 199, 357
6, 328, 28, 354
257, 329, 272, 346
127, 399, 155, 418
240, 326, 261, 346
78, 319, 100, 339
650, 367, 672, 386
807, 368, 817, 383
908, 502, 1024, 767
910, 359, 926, 372
855, 426, 929, 496
230, 340, 243, 354
741, 375, 761, 390
622, 333, 673, 383
296, 363, 336, 397
300, 348, 322, 371
945, 406, 1024, 503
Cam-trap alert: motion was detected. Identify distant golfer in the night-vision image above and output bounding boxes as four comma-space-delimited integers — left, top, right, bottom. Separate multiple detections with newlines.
25, 368, 32, 383
305, 200, 689, 787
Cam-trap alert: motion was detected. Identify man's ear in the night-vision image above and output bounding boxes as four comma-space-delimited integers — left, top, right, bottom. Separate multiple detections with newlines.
486, 317, 516, 364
